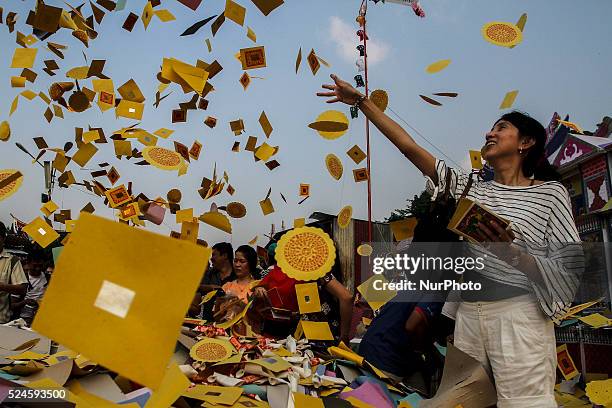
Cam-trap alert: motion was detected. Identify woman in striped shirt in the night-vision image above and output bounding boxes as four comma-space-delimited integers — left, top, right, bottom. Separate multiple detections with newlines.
318, 75, 583, 407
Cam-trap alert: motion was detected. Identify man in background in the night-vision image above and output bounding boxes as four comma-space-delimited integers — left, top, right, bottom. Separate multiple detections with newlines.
200, 242, 235, 321
11, 259, 48, 325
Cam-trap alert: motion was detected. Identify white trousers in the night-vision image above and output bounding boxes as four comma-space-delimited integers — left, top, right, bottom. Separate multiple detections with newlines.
454, 295, 557, 408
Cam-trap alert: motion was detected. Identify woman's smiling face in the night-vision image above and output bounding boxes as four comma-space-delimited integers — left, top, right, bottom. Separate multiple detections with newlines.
482, 119, 523, 162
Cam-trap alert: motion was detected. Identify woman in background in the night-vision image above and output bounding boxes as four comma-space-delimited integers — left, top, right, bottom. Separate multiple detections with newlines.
222, 245, 258, 303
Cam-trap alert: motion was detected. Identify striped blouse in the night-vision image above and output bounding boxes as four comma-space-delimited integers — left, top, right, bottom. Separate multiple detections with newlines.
426, 159, 584, 321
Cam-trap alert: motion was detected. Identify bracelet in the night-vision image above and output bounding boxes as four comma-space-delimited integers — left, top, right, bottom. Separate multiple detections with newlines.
501, 245, 521, 267
508, 252, 521, 268
354, 95, 367, 109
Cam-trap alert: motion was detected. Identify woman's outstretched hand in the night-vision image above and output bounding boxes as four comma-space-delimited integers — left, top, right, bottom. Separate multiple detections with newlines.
317, 74, 364, 105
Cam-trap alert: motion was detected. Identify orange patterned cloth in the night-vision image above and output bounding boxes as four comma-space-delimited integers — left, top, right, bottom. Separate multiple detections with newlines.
222, 280, 252, 303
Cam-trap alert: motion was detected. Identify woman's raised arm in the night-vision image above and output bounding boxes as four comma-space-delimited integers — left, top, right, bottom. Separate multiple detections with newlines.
317, 74, 438, 183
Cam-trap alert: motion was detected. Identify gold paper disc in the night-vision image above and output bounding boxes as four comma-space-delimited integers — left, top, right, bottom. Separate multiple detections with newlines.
482, 22, 523, 47
370, 90, 389, 112
337, 206, 353, 229
190, 338, 233, 362
325, 154, 343, 180
276, 227, 336, 281
142, 147, 183, 171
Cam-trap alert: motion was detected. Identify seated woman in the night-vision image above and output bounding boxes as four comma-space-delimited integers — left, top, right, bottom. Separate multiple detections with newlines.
253, 253, 353, 344
221, 245, 257, 303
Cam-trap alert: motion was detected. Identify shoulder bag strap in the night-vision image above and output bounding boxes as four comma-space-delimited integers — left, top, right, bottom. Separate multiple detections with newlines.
435, 169, 453, 205
459, 172, 475, 200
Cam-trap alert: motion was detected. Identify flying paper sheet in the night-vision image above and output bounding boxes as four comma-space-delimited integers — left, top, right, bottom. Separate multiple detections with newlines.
469, 150, 483, 169
23, 217, 60, 248
11, 48, 38, 69
225, 0, 246, 26
556, 344, 579, 381
426, 59, 451, 74
357, 275, 397, 311
161, 58, 210, 96
294, 320, 334, 341
390, 218, 418, 241
32, 214, 211, 389
250, 0, 285, 16
295, 282, 321, 314
181, 15, 217, 36
499, 90, 519, 109
240, 46, 267, 70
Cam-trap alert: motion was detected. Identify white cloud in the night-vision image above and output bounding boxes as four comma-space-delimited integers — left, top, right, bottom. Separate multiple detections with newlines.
329, 16, 390, 66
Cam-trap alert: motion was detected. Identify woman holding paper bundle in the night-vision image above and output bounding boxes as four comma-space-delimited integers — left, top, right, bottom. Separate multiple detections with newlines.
318, 75, 583, 407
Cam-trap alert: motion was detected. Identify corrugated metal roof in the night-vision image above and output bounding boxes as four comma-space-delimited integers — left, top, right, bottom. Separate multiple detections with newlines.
309, 212, 389, 225
574, 135, 612, 149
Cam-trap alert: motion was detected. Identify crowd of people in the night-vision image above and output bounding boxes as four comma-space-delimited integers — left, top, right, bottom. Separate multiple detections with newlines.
0, 222, 52, 326
189, 241, 355, 345
183, 235, 456, 397
1, 216, 448, 393
0, 73, 587, 406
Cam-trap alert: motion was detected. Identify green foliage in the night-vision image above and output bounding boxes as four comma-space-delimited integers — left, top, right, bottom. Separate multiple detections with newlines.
385, 190, 432, 222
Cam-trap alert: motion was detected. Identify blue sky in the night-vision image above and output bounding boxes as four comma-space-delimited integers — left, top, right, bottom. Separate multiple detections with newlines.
1, 0, 611, 246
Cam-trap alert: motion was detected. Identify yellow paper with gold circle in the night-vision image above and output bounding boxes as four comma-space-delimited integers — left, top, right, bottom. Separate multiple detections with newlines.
337, 206, 352, 229
325, 154, 343, 180
226, 202, 247, 219
585, 379, 612, 406
0, 169, 24, 201
199, 211, 232, 234
190, 338, 234, 362
357, 244, 373, 257
370, 90, 389, 112
309, 111, 349, 140
482, 22, 523, 47
142, 146, 183, 171
276, 227, 336, 281
425, 59, 451, 74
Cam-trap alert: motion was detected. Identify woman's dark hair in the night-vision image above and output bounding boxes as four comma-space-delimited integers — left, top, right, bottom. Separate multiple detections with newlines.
497, 111, 560, 181
235, 245, 258, 274
212, 242, 233, 263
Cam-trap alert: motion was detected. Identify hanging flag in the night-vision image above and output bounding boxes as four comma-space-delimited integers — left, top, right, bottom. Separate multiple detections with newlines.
384, 0, 425, 17
545, 112, 561, 145
545, 115, 570, 158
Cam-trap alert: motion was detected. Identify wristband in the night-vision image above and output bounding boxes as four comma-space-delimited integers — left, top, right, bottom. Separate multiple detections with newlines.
354, 95, 367, 109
